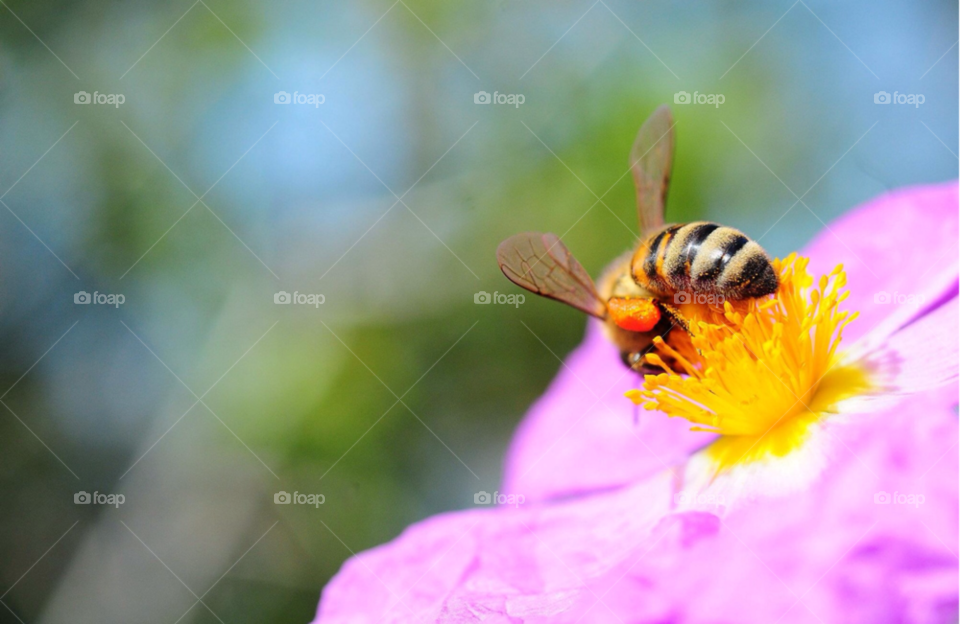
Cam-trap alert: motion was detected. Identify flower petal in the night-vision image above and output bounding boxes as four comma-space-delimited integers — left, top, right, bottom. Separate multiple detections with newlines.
803, 180, 959, 343
314, 470, 706, 623
840, 294, 959, 416
500, 321, 715, 503
670, 384, 958, 622
317, 385, 958, 622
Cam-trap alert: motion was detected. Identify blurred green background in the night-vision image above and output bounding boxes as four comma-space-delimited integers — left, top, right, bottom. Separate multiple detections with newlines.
0, 0, 956, 622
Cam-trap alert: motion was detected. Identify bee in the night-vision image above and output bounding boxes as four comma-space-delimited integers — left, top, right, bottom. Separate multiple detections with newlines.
496, 105, 778, 373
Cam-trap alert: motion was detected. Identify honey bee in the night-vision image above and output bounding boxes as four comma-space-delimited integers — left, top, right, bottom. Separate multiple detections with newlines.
496, 105, 778, 373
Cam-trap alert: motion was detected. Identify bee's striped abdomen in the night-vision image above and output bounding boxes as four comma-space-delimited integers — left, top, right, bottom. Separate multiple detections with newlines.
640, 224, 682, 283
632, 221, 779, 300
667, 222, 721, 281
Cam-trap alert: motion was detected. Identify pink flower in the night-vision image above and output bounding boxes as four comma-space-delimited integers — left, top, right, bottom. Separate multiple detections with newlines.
313, 182, 959, 623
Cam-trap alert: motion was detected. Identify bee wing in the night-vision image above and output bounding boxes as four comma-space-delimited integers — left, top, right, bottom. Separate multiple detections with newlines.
497, 232, 606, 319
630, 105, 675, 235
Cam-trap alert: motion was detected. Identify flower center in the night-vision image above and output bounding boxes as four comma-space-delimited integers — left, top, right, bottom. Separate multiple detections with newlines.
627, 254, 873, 468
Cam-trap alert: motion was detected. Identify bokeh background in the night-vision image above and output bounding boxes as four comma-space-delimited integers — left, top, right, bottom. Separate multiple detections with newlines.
0, 1, 956, 622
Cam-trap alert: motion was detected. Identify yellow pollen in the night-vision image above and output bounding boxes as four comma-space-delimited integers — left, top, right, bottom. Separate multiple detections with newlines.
626, 254, 872, 470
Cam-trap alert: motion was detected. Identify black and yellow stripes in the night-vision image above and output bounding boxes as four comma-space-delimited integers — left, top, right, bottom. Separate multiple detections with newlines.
641, 224, 682, 281
671, 222, 719, 279
632, 221, 778, 300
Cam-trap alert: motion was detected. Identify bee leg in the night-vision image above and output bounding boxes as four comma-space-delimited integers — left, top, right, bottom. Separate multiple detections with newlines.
621, 350, 642, 371
622, 350, 664, 375
658, 302, 690, 333
616, 353, 644, 425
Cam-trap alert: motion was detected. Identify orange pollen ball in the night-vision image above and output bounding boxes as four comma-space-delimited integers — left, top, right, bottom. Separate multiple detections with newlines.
607, 297, 662, 332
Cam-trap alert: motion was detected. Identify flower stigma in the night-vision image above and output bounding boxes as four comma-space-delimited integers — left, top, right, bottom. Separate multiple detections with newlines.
626, 254, 874, 471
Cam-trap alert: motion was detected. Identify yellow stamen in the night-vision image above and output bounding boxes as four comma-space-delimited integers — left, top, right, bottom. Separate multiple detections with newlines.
626, 254, 872, 471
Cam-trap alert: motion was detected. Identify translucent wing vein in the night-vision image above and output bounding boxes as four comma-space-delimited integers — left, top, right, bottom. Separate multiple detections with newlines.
497, 232, 606, 318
